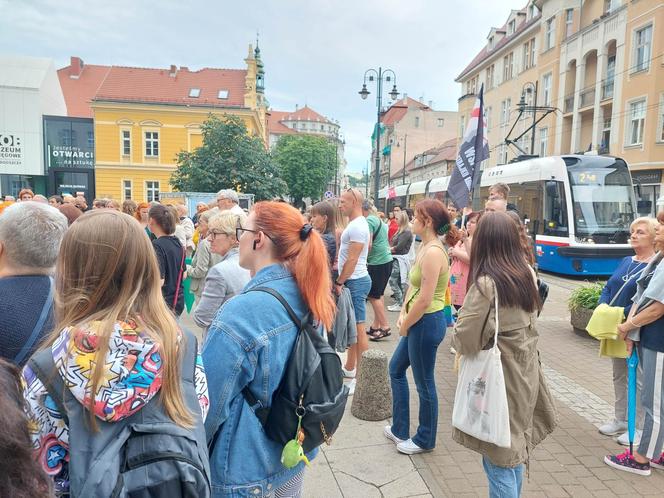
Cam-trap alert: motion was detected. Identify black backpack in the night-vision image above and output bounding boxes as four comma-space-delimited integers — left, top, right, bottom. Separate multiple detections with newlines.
28, 331, 211, 498
242, 287, 349, 453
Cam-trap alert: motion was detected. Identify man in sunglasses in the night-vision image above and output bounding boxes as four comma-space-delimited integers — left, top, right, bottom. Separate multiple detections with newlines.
336, 188, 371, 395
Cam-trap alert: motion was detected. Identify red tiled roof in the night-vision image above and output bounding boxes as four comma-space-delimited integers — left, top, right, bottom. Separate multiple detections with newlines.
58, 59, 111, 118
455, 9, 540, 81
267, 110, 297, 135
94, 66, 247, 107
381, 97, 430, 126
284, 105, 332, 124
390, 138, 457, 180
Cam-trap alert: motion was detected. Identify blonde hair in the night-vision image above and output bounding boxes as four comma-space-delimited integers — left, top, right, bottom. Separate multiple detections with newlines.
46, 210, 192, 429
396, 210, 410, 233
209, 210, 245, 242
631, 216, 658, 238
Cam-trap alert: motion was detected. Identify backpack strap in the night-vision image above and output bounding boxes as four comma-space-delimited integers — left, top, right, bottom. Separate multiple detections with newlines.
172, 247, 186, 310
14, 277, 54, 365
181, 330, 198, 383
28, 348, 70, 427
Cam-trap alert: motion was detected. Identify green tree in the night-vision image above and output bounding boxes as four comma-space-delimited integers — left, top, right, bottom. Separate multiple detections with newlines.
171, 114, 286, 200
273, 134, 336, 207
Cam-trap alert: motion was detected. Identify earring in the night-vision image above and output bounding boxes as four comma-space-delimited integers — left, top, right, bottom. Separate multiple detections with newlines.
253, 240, 258, 250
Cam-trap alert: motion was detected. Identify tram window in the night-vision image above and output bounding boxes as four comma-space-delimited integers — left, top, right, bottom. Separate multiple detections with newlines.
508, 181, 544, 236
543, 181, 568, 237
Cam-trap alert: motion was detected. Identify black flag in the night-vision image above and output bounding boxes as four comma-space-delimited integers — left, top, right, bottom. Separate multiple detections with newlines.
448, 84, 489, 209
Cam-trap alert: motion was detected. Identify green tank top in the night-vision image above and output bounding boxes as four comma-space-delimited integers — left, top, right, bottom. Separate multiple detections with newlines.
406, 244, 449, 314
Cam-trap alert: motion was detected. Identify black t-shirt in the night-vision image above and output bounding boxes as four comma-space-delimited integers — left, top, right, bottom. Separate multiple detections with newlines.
152, 236, 185, 315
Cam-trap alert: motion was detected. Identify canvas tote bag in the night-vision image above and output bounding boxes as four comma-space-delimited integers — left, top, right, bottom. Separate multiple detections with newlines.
452, 285, 511, 448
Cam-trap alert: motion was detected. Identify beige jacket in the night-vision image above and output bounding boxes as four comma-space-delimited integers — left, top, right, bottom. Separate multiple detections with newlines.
451, 276, 558, 467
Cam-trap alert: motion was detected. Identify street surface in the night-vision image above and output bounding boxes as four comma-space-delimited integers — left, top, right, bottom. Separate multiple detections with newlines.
182, 272, 664, 497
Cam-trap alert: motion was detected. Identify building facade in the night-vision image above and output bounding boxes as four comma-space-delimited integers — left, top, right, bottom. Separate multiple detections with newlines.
267, 105, 346, 194
456, 0, 664, 215
392, 138, 457, 184
370, 97, 458, 190
59, 45, 268, 202
0, 56, 67, 197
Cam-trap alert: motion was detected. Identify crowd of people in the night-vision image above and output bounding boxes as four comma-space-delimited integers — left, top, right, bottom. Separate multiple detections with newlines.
0, 180, 663, 497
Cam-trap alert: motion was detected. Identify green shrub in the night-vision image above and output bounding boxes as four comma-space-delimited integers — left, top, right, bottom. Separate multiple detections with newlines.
568, 282, 605, 311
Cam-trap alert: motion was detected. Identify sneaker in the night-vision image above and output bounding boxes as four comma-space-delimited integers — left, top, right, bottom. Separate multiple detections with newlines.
604, 450, 651, 476
651, 452, 664, 470
396, 439, 431, 455
342, 367, 356, 379
617, 429, 642, 447
383, 425, 405, 445
387, 304, 402, 312
346, 378, 356, 396
450, 347, 457, 355
599, 419, 627, 436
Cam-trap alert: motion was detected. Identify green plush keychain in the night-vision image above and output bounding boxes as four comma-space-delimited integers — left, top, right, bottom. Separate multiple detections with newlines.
280, 410, 310, 469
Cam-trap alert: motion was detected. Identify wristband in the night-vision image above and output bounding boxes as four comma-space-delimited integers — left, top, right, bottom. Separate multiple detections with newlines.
335, 280, 344, 286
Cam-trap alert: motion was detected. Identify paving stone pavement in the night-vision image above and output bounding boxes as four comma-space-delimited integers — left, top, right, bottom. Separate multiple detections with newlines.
180, 273, 664, 497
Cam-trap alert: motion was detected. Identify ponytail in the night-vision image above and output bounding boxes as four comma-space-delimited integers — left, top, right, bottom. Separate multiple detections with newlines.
253, 202, 335, 329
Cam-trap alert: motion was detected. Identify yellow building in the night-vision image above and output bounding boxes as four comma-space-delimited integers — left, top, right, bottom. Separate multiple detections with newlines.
456, 0, 664, 215
60, 45, 267, 202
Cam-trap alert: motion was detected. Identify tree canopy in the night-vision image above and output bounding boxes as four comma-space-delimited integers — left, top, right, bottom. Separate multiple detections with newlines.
171, 114, 286, 200
273, 134, 337, 207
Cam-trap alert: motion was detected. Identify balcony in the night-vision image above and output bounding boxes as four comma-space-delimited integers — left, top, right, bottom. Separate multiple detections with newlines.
601, 79, 614, 100
564, 96, 575, 113
579, 88, 595, 109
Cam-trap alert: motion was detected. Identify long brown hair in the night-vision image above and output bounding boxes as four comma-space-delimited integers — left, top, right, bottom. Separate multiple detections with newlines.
253, 201, 335, 329
506, 210, 535, 266
45, 210, 192, 428
414, 199, 461, 246
470, 211, 539, 312
310, 201, 336, 234
0, 359, 52, 497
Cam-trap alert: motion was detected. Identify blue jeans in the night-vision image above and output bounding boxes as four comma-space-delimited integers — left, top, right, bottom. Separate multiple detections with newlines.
389, 310, 445, 449
344, 275, 372, 323
482, 456, 524, 498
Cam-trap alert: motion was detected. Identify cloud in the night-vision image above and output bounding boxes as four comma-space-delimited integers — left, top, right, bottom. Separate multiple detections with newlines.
1, 0, 521, 173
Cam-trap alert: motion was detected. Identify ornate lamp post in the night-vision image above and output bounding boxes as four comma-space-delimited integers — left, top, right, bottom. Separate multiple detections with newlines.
358, 68, 399, 202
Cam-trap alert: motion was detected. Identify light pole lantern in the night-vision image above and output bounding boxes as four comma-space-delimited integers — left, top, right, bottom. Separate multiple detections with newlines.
358, 67, 399, 203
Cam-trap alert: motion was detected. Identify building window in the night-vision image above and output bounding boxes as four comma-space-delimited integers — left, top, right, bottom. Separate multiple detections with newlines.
189, 88, 201, 98
485, 106, 492, 131
414, 116, 420, 128
530, 38, 536, 67
601, 118, 612, 152
627, 99, 646, 145
528, 3, 538, 19
522, 41, 530, 70
500, 99, 512, 126
122, 130, 131, 156
320, 124, 324, 131
503, 52, 514, 82
146, 181, 160, 202
545, 17, 555, 50
123, 180, 132, 200
539, 128, 549, 157
508, 19, 516, 35
565, 9, 574, 38
486, 64, 494, 90
542, 73, 552, 105
87, 131, 94, 149
437, 118, 444, 127
459, 115, 465, 137
59, 129, 72, 147
633, 25, 652, 73
217, 90, 229, 99
604, 0, 616, 14
145, 131, 159, 157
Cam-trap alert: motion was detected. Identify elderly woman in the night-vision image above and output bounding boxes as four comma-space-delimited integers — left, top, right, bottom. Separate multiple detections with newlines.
606, 213, 664, 475
597, 217, 657, 445
193, 211, 250, 331
187, 210, 221, 302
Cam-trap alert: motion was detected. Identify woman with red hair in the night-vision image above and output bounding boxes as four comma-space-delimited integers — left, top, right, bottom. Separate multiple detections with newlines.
18, 189, 34, 202
203, 201, 335, 496
135, 202, 155, 240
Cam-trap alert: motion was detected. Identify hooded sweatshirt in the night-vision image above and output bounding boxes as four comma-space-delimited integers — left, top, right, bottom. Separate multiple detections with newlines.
22, 320, 209, 492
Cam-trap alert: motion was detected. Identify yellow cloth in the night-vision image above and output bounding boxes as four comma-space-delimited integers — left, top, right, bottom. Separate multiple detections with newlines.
193, 228, 200, 248
599, 338, 628, 359
586, 303, 624, 339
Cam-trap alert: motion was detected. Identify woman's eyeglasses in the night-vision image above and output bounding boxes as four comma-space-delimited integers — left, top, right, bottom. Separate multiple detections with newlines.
236, 224, 274, 242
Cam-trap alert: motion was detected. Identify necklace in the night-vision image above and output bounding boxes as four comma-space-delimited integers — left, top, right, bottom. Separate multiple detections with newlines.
622, 256, 651, 282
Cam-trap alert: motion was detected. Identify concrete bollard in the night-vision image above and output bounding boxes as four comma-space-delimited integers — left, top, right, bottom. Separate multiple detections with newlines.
351, 349, 392, 421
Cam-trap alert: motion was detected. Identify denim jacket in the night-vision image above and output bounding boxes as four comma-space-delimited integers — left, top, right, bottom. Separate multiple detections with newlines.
202, 263, 315, 497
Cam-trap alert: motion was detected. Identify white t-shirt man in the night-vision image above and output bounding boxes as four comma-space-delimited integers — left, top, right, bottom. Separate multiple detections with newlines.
338, 216, 370, 280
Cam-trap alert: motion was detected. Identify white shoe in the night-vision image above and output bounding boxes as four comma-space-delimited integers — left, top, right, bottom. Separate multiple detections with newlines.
384, 425, 405, 444
450, 347, 457, 355
342, 367, 356, 379
346, 378, 356, 396
396, 438, 431, 455
599, 420, 627, 436
617, 429, 642, 447
387, 304, 402, 312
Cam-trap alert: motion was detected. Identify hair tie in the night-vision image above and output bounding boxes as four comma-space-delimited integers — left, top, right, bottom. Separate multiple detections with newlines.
300, 223, 313, 241
437, 223, 450, 236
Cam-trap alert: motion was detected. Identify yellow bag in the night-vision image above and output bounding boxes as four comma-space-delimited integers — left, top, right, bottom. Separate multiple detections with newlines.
586, 303, 624, 340
599, 337, 628, 359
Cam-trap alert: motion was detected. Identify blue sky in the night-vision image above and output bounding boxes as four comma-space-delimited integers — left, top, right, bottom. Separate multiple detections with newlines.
0, 0, 522, 173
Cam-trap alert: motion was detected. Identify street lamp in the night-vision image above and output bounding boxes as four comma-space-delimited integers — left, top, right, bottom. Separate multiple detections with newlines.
358, 67, 399, 203
394, 134, 408, 185
517, 81, 538, 154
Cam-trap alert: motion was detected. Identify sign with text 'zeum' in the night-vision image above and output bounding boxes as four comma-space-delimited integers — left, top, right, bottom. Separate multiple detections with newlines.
0, 133, 23, 168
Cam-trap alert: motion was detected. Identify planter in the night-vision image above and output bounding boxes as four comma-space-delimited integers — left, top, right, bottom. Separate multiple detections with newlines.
570, 307, 594, 334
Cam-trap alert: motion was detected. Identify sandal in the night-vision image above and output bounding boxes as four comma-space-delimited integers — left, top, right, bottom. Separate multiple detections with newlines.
369, 328, 391, 341
367, 326, 380, 335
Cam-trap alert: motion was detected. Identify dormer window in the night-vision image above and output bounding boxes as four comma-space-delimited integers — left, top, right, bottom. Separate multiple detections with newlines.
508, 20, 516, 35
189, 88, 201, 98
488, 36, 494, 49
218, 90, 229, 99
